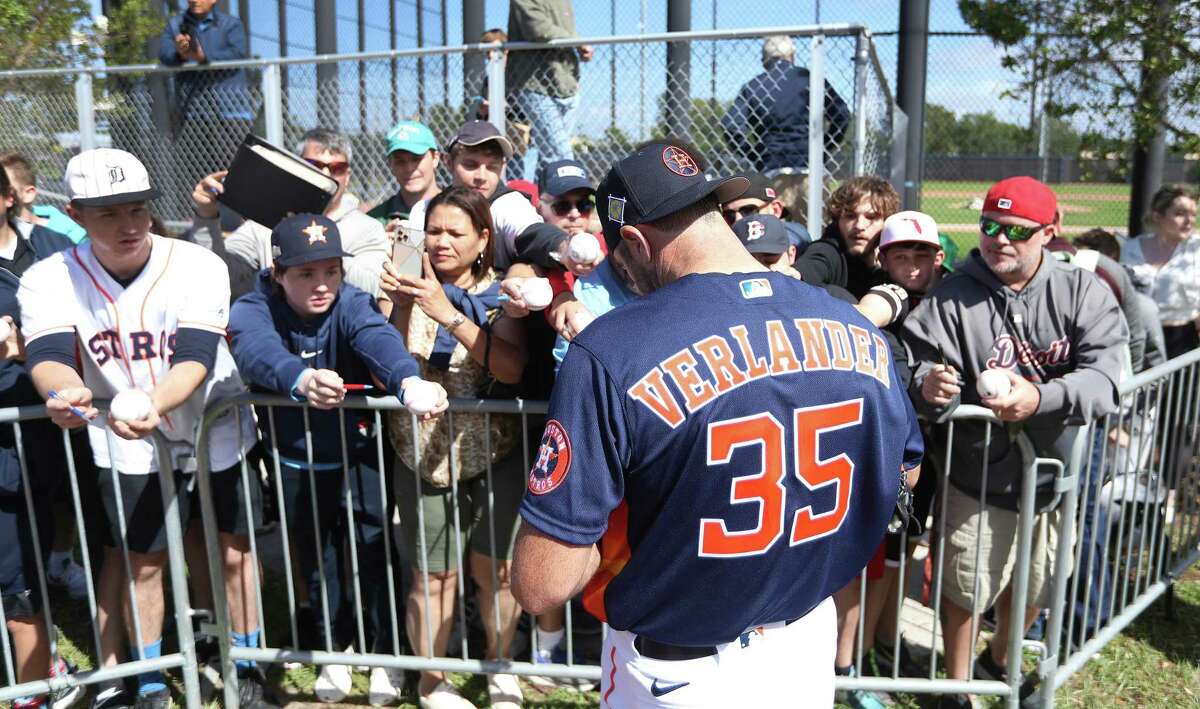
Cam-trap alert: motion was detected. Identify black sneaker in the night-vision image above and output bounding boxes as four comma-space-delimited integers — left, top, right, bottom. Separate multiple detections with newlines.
871, 634, 928, 677
935, 693, 975, 709
131, 688, 170, 709
89, 680, 132, 709
973, 646, 1038, 701
236, 668, 280, 709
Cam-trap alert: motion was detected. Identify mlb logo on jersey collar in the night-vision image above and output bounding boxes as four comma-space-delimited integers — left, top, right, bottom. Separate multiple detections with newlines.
739, 278, 773, 299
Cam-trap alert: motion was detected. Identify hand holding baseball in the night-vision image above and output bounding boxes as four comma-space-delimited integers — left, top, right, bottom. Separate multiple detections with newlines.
401, 377, 449, 420
499, 278, 532, 318
559, 233, 603, 277
108, 389, 161, 440
980, 369, 1040, 422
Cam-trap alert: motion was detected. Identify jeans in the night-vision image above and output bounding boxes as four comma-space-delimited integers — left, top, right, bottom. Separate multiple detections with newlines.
508, 90, 578, 180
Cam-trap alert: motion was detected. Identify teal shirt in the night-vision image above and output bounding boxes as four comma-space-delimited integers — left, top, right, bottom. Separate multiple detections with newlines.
32, 206, 87, 243
551, 259, 636, 373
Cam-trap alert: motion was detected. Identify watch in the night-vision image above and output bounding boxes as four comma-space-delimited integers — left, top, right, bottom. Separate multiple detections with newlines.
444, 313, 467, 333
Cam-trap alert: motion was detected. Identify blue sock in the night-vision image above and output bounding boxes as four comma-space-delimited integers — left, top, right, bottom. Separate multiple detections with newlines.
232, 629, 260, 671
136, 638, 166, 696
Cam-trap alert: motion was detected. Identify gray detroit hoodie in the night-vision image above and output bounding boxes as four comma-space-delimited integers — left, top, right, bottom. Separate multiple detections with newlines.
902, 248, 1127, 510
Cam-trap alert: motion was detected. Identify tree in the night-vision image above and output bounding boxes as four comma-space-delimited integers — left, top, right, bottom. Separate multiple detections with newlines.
0, 0, 161, 71
959, 0, 1200, 152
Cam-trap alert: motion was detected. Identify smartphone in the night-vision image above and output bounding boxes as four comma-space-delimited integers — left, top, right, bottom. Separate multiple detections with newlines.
391, 220, 425, 278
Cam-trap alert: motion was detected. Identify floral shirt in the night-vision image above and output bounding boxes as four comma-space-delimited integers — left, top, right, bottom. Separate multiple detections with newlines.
387, 269, 518, 487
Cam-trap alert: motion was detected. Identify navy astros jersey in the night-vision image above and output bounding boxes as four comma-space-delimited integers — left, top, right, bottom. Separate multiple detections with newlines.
519, 270, 924, 647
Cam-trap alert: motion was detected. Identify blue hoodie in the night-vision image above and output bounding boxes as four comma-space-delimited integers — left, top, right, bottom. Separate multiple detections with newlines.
229, 270, 420, 465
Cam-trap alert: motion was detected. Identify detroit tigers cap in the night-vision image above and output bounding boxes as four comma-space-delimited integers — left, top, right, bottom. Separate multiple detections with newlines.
386, 120, 439, 156
539, 159, 593, 197
447, 120, 514, 159
879, 210, 941, 251
65, 148, 160, 207
596, 141, 749, 251
732, 214, 789, 256
983, 176, 1058, 225
271, 213, 352, 268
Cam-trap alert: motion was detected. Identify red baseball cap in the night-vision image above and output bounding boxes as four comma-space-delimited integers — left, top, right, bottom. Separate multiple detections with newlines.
507, 179, 539, 206
983, 176, 1058, 225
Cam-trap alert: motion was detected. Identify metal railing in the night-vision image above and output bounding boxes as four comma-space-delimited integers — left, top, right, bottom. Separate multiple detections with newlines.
0, 405, 199, 708
0, 25, 897, 231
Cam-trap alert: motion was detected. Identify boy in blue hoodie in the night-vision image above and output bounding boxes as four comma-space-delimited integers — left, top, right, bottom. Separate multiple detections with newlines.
228, 213, 447, 703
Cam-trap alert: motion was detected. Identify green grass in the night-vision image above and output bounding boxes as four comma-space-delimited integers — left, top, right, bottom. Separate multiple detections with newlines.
920, 180, 1133, 259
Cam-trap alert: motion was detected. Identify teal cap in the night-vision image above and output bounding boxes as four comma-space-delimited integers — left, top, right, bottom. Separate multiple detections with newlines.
386, 120, 438, 156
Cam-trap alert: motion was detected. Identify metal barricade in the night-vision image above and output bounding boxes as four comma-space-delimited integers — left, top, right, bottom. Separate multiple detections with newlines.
191, 394, 599, 708
0, 405, 199, 708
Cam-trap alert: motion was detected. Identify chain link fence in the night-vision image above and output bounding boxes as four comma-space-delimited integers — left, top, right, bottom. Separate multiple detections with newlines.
0, 25, 896, 232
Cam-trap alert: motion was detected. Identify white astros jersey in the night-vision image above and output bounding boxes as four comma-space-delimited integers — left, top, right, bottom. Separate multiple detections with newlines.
18, 234, 255, 474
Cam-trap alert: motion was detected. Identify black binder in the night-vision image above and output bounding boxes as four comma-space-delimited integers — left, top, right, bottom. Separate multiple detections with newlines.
218, 134, 338, 228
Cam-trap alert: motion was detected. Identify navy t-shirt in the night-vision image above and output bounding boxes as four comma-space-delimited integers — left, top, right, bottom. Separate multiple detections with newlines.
520, 271, 923, 647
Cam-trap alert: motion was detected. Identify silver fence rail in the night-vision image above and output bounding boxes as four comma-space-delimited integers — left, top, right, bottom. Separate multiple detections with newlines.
0, 25, 897, 232
0, 405, 199, 708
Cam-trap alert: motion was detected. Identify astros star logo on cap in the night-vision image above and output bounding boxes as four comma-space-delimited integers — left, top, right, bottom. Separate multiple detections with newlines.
662, 146, 699, 177
303, 221, 328, 245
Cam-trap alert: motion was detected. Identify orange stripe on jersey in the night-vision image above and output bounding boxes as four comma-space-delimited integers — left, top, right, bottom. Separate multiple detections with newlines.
582, 501, 631, 624
139, 241, 175, 431
72, 248, 137, 390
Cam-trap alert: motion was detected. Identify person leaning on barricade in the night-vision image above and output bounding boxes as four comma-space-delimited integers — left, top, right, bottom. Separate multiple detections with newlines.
378, 186, 529, 709
191, 128, 390, 302
902, 176, 1127, 708
0, 156, 87, 709
227, 213, 448, 705
16, 149, 264, 708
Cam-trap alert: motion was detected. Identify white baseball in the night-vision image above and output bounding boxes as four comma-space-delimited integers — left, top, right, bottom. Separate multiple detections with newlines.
403, 379, 443, 415
977, 369, 1012, 399
520, 278, 554, 311
567, 232, 601, 265
0, 318, 11, 342
110, 389, 154, 422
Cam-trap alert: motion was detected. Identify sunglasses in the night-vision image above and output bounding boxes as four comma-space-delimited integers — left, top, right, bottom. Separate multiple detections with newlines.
550, 197, 595, 217
722, 204, 761, 225
305, 158, 351, 176
979, 217, 1047, 242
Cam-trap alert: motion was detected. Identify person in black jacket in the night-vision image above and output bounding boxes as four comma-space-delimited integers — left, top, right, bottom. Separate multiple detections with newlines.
228, 213, 447, 703
794, 176, 899, 299
721, 35, 850, 173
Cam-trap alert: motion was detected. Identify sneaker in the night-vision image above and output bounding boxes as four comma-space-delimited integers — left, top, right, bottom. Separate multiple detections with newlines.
834, 665, 889, 709
49, 658, 84, 709
89, 680, 132, 709
418, 680, 475, 709
237, 667, 280, 709
368, 667, 405, 706
973, 646, 1038, 701
46, 557, 89, 600
871, 634, 928, 677
527, 646, 595, 693
935, 694, 977, 709
131, 688, 170, 709
486, 673, 523, 709
314, 662, 352, 703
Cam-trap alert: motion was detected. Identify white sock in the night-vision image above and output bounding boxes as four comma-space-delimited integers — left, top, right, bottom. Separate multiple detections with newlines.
49, 550, 72, 568
535, 627, 564, 655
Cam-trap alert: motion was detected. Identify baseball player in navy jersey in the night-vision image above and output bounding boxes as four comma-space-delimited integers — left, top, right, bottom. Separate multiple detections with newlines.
512, 142, 924, 707
16, 149, 268, 708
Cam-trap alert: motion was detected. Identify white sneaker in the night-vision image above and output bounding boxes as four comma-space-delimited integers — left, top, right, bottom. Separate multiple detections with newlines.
487, 673, 523, 709
418, 680, 476, 709
368, 667, 405, 706
314, 662, 352, 703
46, 557, 88, 600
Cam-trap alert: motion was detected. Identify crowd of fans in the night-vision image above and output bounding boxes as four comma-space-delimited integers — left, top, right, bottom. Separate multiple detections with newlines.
0, 9, 1196, 709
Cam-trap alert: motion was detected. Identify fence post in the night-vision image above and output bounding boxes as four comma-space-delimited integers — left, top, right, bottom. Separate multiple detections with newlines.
261, 63, 284, 145
851, 31, 869, 176
806, 34, 826, 233
486, 51, 506, 138
75, 73, 96, 153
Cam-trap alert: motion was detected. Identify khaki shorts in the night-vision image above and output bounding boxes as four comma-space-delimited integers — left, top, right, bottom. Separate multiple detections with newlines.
942, 484, 1069, 614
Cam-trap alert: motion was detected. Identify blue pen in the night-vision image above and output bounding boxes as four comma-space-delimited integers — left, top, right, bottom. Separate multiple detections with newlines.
47, 390, 90, 420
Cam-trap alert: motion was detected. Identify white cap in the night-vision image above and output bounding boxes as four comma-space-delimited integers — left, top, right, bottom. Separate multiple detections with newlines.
880, 210, 941, 251
65, 148, 159, 207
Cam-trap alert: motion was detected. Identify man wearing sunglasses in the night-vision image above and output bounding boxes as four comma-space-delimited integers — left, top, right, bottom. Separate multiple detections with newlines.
902, 176, 1126, 709
721, 172, 810, 257
191, 129, 390, 302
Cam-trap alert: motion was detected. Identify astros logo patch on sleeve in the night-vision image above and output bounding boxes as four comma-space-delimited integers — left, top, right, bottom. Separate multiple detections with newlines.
528, 420, 572, 495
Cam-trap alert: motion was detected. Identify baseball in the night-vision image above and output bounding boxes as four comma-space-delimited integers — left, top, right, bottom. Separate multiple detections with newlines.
567, 232, 601, 265
403, 379, 443, 415
520, 278, 554, 311
0, 318, 11, 342
110, 389, 154, 422
977, 369, 1012, 399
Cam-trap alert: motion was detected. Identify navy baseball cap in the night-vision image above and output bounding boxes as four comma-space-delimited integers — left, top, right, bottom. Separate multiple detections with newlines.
733, 214, 789, 255
737, 172, 778, 203
270, 213, 352, 267
539, 159, 593, 197
596, 142, 749, 251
